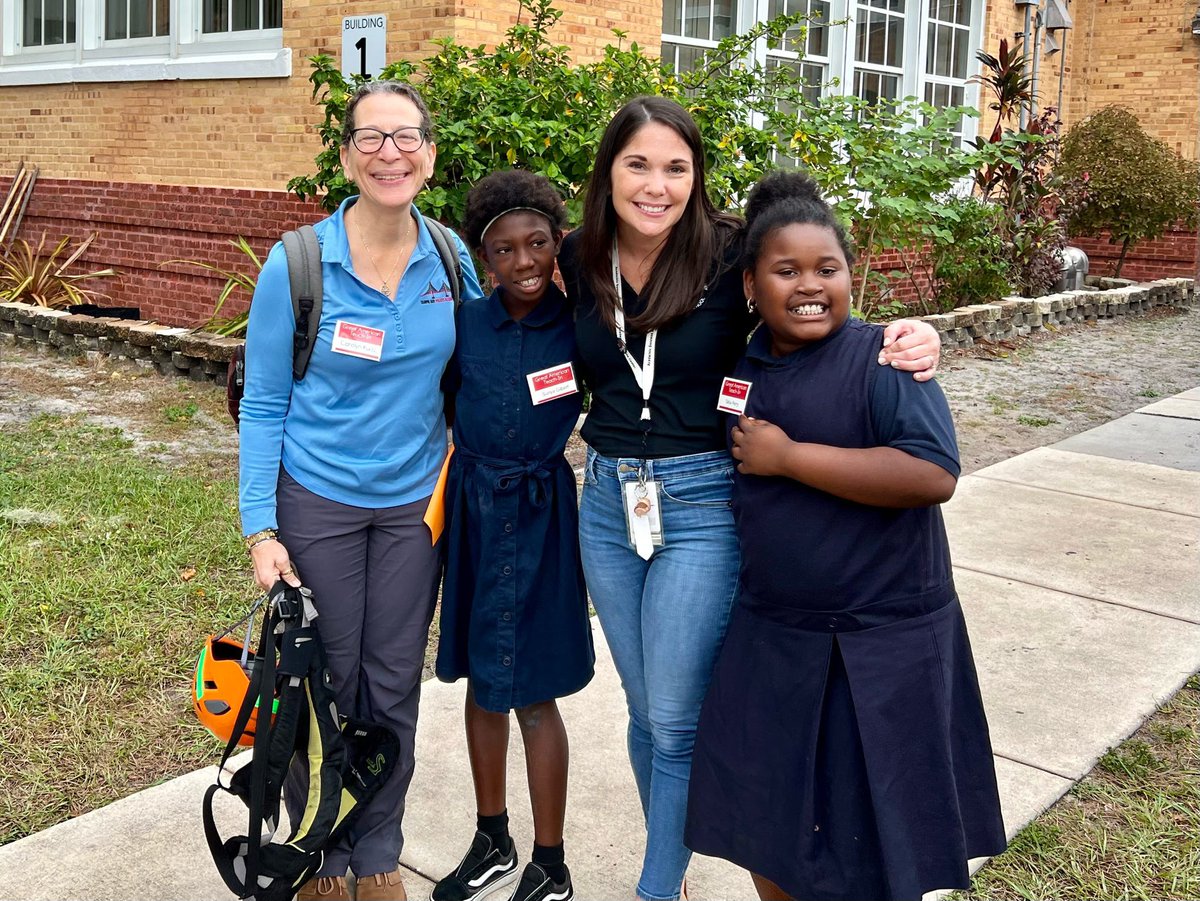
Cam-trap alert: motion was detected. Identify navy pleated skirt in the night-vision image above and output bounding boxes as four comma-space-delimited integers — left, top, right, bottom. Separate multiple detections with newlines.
685, 595, 1007, 901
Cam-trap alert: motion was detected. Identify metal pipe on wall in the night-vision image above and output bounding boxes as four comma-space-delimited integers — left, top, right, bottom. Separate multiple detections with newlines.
1017, 0, 1039, 128
1029, 3, 1044, 125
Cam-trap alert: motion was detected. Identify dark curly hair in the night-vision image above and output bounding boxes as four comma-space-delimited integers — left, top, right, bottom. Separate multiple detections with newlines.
742, 170, 856, 270
461, 169, 568, 250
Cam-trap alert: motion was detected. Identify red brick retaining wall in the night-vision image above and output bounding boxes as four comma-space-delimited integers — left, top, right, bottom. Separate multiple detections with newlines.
2, 176, 325, 326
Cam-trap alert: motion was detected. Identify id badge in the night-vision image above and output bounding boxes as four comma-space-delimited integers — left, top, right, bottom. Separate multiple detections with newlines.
526, 362, 579, 405
331, 320, 385, 362
623, 480, 664, 560
717, 377, 752, 415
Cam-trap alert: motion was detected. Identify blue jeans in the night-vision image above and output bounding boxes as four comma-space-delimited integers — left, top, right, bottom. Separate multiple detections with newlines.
580, 448, 740, 901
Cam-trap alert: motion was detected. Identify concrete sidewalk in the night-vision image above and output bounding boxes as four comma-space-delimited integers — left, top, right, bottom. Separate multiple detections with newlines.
1, 390, 1198, 900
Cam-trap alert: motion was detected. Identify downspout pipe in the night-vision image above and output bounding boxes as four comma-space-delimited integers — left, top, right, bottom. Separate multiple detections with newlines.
1016, 0, 1040, 128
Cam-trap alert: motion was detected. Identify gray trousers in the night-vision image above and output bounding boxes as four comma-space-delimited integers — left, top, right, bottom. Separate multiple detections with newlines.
277, 468, 441, 878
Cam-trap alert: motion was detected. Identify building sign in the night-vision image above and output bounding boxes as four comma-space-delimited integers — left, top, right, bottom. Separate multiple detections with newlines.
341, 14, 387, 80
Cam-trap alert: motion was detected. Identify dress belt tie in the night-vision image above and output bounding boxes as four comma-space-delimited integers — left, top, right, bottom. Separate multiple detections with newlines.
455, 447, 555, 510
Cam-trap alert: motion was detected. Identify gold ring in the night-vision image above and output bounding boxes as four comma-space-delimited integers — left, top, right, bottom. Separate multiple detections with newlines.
280, 568, 293, 576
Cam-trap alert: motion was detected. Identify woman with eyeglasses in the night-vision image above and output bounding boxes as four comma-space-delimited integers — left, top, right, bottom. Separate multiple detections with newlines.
238, 81, 483, 901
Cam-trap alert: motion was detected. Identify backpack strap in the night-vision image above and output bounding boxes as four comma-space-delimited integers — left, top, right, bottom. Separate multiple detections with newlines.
280, 225, 322, 381
424, 218, 464, 309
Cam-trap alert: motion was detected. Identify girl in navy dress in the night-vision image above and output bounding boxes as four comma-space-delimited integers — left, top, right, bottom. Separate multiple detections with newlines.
684, 171, 1007, 901
434, 170, 594, 901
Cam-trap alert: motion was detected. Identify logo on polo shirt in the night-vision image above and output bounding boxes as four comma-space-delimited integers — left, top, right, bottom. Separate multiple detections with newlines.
420, 280, 454, 304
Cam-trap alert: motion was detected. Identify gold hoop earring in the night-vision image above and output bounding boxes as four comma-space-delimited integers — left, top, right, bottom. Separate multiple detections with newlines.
746, 297, 757, 314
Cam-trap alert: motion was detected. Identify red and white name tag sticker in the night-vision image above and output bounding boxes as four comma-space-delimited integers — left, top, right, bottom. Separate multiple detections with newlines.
330, 320, 385, 362
716, 377, 753, 415
526, 362, 579, 405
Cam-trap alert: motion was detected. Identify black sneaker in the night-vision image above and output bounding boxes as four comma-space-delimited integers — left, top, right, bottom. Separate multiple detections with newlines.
507, 863, 573, 901
432, 831, 519, 901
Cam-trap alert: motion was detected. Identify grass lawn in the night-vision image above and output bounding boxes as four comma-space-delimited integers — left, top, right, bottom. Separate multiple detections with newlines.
0, 413, 257, 844
963, 675, 1200, 900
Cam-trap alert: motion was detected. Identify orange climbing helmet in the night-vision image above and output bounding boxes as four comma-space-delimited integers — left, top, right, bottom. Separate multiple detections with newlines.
194, 633, 268, 747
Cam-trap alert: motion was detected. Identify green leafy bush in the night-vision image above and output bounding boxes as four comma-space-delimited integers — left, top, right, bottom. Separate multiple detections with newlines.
1059, 106, 1200, 277
788, 94, 1009, 316
929, 197, 1013, 310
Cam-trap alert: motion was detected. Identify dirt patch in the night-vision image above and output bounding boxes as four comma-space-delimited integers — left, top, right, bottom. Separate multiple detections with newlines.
937, 306, 1200, 472
2, 305, 1198, 477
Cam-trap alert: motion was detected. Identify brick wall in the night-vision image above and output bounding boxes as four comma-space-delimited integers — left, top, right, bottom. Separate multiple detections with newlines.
451, 0, 659, 60
3, 175, 326, 325
1064, 0, 1200, 158
1071, 223, 1200, 281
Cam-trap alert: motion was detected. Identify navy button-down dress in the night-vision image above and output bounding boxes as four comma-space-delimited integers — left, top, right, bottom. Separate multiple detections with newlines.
436, 285, 595, 713
686, 319, 1006, 901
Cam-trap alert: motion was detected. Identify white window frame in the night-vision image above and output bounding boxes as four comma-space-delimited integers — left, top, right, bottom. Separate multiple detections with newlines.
666, 0, 984, 143
0, 0, 289, 85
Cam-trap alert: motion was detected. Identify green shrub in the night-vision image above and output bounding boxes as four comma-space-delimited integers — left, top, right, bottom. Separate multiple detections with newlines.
929, 197, 1013, 311
1059, 106, 1200, 277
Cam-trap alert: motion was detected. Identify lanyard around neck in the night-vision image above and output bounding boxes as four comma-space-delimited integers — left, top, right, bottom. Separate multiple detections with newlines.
611, 235, 656, 422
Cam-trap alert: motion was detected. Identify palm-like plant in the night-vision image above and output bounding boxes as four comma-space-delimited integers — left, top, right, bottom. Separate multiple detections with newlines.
165, 236, 262, 337
0, 233, 117, 308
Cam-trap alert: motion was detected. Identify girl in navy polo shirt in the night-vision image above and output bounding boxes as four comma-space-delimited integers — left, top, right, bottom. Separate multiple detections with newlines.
433, 170, 594, 901
684, 171, 1006, 901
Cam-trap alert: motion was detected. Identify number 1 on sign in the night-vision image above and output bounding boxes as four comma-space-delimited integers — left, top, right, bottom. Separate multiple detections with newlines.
355, 37, 367, 78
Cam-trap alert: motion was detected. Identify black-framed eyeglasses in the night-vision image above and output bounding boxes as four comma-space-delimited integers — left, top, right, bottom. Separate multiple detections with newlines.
349, 126, 427, 154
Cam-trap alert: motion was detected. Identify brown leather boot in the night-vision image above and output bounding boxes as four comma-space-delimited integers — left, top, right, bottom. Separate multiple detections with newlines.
355, 868, 407, 901
296, 875, 352, 901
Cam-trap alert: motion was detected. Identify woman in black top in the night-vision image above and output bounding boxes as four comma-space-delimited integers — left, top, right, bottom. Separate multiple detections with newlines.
558, 96, 941, 901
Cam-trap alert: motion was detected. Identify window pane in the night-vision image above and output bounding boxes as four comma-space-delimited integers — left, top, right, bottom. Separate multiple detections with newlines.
43, 0, 62, 42
952, 27, 968, 77
129, 0, 150, 38
106, 0, 128, 39
156, 0, 169, 34
865, 11, 886, 64
66, 0, 76, 41
663, 0, 682, 34
203, 0, 227, 32
935, 23, 953, 75
683, 1, 707, 39
23, 0, 41, 45
886, 14, 903, 67
955, 0, 970, 25
808, 0, 829, 56
669, 42, 709, 73
856, 70, 898, 104
714, 0, 733, 38
925, 22, 935, 75
233, 0, 258, 30
263, 0, 281, 28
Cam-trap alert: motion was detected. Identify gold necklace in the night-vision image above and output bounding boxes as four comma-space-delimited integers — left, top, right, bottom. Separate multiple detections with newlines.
356, 212, 413, 296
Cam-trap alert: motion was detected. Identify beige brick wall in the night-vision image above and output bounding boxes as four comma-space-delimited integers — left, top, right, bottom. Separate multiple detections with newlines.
981, 0, 1200, 158
1065, 0, 1200, 158
0, 0, 656, 192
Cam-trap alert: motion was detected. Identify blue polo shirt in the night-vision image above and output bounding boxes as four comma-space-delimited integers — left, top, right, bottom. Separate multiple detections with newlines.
238, 196, 483, 535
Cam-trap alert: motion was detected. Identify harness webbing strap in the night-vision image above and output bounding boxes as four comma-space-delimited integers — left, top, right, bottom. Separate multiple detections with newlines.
201, 583, 401, 901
